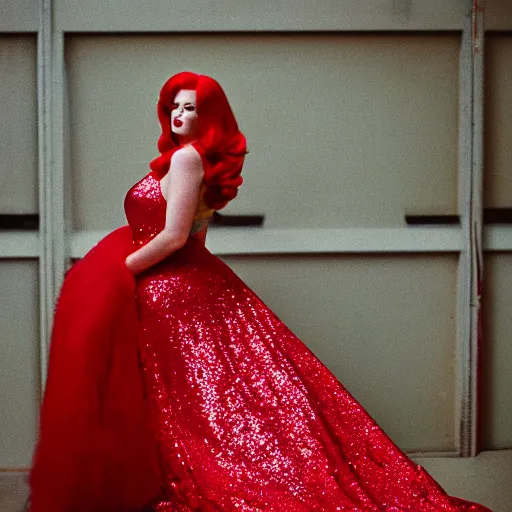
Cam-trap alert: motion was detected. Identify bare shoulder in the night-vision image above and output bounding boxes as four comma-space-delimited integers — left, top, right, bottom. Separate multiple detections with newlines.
170, 145, 203, 175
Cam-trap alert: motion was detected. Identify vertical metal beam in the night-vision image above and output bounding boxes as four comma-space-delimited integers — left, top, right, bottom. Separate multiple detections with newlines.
37, 0, 53, 391
50, 30, 68, 294
457, 0, 485, 457
467, 0, 485, 456
37, 0, 68, 393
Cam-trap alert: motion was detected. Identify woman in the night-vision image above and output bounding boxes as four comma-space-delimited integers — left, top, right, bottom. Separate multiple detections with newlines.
30, 72, 491, 511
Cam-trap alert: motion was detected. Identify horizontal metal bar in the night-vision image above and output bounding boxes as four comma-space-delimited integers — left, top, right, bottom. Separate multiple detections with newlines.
71, 227, 464, 257
207, 227, 464, 255
0, 232, 39, 258
4, 226, 512, 259
483, 226, 512, 251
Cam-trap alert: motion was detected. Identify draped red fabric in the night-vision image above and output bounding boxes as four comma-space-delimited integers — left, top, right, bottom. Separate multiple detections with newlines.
149, 72, 247, 210
30, 226, 163, 512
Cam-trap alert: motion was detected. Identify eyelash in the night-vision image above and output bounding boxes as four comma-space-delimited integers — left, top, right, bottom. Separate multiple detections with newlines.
172, 103, 195, 112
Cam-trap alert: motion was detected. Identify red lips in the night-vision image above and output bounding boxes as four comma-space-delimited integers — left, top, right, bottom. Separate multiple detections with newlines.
173, 118, 183, 127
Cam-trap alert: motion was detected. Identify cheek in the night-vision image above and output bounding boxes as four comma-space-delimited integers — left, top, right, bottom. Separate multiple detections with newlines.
183, 116, 200, 134
182, 112, 198, 123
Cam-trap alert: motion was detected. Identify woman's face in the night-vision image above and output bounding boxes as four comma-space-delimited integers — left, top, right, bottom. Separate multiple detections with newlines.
170, 89, 200, 142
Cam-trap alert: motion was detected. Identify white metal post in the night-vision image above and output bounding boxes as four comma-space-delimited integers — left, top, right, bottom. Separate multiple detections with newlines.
37, 0, 69, 393
457, 0, 485, 457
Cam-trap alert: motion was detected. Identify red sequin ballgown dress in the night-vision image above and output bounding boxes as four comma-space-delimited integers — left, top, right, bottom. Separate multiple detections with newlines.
125, 172, 491, 512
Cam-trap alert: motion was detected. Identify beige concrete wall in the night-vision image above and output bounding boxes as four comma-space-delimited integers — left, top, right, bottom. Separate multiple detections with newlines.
482, 254, 512, 449
67, 33, 460, 231
222, 254, 459, 452
481, 32, 512, 451
0, 36, 40, 468
1, 0, 512, 471
0, 1, 37, 32
53, 0, 465, 31
65, 32, 462, 454
0, 30, 465, 466
0, 261, 40, 467
484, 33, 512, 209
0, 35, 38, 214
486, 0, 512, 30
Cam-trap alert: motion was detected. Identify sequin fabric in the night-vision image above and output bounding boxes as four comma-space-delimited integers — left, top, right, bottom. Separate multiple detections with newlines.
125, 173, 491, 512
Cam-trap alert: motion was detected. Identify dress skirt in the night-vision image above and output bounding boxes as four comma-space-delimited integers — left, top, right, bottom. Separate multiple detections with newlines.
135, 238, 489, 512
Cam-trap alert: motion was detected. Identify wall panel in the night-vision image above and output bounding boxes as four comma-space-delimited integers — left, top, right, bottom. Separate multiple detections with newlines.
0, 1, 38, 32
482, 254, 512, 449
484, 33, 512, 209
221, 253, 459, 452
486, 0, 512, 31
0, 261, 40, 468
0, 35, 38, 214
67, 33, 460, 232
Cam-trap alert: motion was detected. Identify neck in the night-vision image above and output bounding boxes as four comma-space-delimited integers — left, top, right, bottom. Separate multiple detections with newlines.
177, 135, 198, 146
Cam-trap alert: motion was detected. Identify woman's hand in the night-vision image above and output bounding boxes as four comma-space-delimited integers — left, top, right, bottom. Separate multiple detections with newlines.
125, 146, 204, 275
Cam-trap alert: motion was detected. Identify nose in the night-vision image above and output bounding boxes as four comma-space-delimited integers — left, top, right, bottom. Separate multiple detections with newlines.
171, 106, 183, 118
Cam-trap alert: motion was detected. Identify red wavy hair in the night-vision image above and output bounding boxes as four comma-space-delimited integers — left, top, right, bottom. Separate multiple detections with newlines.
149, 72, 247, 210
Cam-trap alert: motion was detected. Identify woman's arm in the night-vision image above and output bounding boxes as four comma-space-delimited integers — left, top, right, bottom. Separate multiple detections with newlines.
125, 146, 204, 275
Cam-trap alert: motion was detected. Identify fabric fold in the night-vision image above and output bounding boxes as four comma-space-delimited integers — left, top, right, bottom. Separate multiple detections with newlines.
30, 226, 163, 512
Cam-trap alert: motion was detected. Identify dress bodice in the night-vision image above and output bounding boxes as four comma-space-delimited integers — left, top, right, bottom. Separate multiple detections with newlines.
124, 172, 214, 247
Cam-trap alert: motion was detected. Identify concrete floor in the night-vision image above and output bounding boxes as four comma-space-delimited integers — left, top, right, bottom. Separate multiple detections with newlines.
1, 450, 510, 512
412, 450, 512, 512
0, 471, 28, 512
